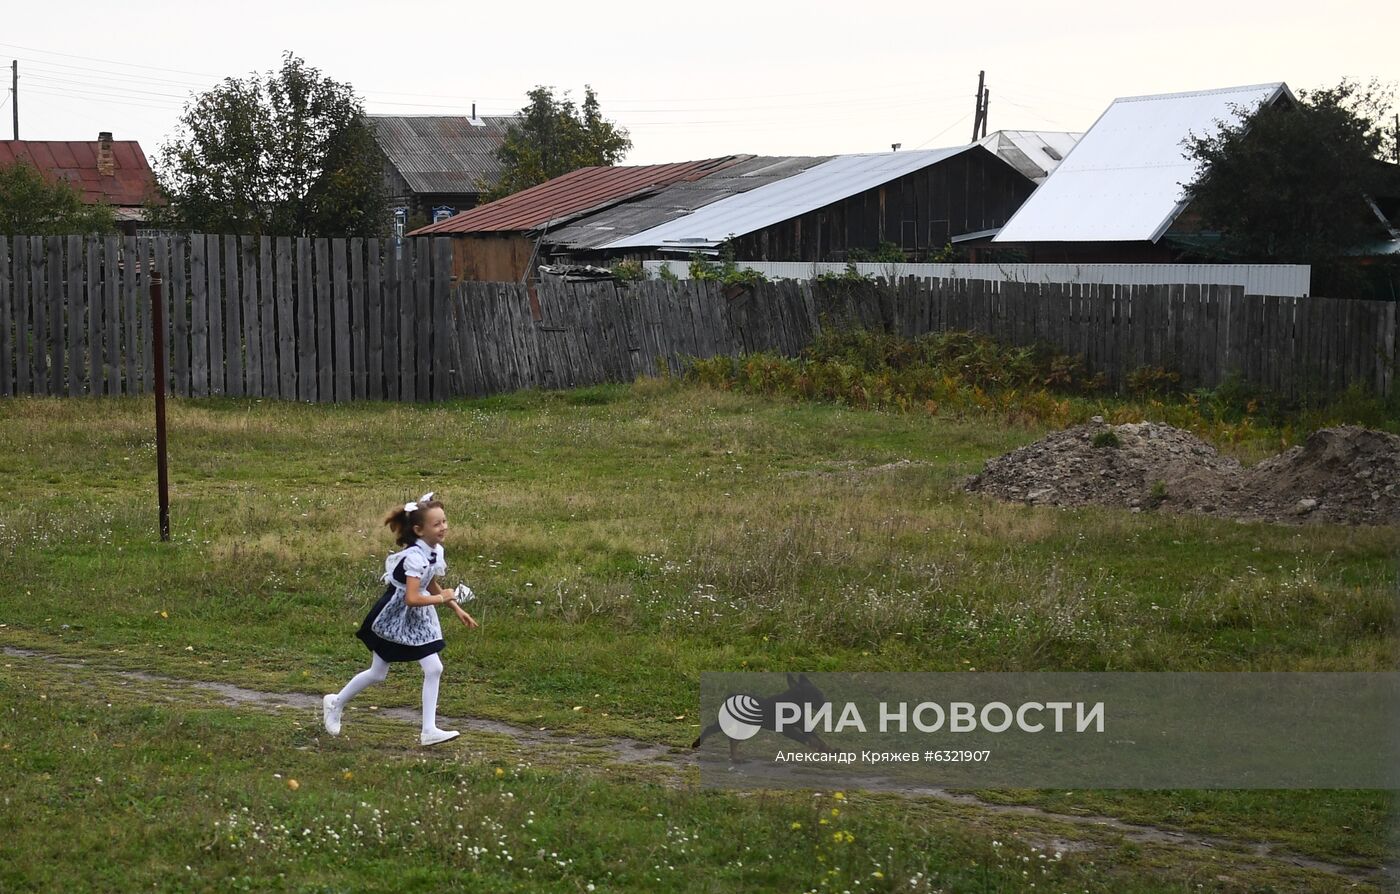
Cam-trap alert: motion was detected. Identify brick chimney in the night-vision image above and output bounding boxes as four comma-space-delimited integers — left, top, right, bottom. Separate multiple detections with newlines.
96, 132, 114, 176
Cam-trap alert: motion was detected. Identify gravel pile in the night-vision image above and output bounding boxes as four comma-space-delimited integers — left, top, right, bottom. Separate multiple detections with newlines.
965, 420, 1400, 526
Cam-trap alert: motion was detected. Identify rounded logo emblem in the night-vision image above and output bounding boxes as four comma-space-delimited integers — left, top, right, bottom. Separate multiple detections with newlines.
717, 694, 764, 740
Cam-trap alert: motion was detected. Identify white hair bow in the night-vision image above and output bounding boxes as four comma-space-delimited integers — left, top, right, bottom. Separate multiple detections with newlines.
404, 491, 436, 513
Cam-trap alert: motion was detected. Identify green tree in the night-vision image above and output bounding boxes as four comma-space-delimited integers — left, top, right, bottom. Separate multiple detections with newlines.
154, 52, 387, 237
484, 85, 632, 201
1182, 78, 1398, 285
0, 160, 116, 236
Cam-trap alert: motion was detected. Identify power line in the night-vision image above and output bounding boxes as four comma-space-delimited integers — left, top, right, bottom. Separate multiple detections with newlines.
913, 111, 975, 149
4, 41, 981, 110
0, 41, 221, 78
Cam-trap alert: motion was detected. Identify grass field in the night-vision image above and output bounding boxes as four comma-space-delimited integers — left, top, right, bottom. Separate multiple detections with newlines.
2, 381, 1397, 892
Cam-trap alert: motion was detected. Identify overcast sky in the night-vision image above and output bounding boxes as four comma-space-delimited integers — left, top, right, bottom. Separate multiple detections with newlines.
5, 0, 1397, 166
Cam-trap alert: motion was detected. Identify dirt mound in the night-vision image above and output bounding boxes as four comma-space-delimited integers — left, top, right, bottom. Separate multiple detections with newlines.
965, 420, 1400, 526
1233, 426, 1400, 526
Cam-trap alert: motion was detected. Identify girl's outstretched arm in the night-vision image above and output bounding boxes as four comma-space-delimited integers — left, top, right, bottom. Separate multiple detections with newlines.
405, 576, 451, 607
451, 603, 479, 629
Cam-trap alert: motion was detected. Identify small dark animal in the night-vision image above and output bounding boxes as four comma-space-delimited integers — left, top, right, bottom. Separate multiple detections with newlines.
692, 672, 834, 760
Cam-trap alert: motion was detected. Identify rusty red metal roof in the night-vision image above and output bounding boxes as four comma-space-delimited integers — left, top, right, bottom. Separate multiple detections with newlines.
0, 139, 159, 207
408, 157, 746, 235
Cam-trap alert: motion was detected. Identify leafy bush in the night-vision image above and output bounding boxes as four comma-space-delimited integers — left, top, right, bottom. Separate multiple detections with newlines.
688, 241, 768, 286
609, 259, 646, 282
815, 263, 873, 285
846, 241, 905, 263
1127, 365, 1183, 398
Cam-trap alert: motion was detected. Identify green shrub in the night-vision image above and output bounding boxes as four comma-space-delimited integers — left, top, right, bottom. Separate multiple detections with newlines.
609, 259, 646, 282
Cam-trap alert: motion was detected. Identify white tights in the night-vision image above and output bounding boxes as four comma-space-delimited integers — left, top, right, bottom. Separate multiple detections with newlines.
334, 653, 444, 733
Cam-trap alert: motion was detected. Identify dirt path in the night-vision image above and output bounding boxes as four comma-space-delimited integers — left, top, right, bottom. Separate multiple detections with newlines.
5, 646, 1391, 887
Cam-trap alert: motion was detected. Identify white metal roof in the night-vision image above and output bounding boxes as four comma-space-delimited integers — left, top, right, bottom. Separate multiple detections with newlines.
601, 145, 976, 250
977, 130, 1082, 182
993, 83, 1291, 244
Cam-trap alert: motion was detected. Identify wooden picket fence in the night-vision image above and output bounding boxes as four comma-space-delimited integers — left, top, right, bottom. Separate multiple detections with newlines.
465, 277, 1396, 399
0, 234, 454, 402
0, 235, 1395, 401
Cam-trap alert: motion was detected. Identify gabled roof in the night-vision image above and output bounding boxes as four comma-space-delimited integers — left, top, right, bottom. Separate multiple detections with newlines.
408, 157, 745, 235
370, 115, 518, 195
547, 155, 830, 251
0, 139, 157, 207
602, 145, 995, 250
977, 130, 1082, 183
993, 83, 1292, 244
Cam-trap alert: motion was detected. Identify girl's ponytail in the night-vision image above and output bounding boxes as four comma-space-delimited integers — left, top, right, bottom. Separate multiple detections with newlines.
383, 494, 445, 547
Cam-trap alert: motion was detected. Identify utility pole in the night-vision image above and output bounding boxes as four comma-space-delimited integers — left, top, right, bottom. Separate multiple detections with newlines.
981, 89, 990, 139
10, 60, 17, 140
971, 70, 985, 142
1394, 114, 1398, 164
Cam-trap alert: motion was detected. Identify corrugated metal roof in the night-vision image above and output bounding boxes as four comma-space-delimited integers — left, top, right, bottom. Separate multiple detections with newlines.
602, 145, 983, 251
993, 83, 1291, 244
408, 157, 745, 235
0, 139, 157, 207
977, 130, 1082, 183
547, 155, 830, 251
370, 115, 518, 195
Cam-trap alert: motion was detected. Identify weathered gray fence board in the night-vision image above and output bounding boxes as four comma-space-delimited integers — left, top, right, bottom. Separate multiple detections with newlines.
349, 239, 367, 400
432, 238, 451, 401
154, 237, 171, 393
414, 240, 432, 400
241, 237, 261, 398
45, 236, 63, 394
12, 239, 28, 394
204, 235, 225, 396
314, 239, 333, 402
0, 239, 10, 397
365, 239, 383, 400
332, 238, 351, 402
295, 239, 314, 401
398, 241, 416, 401
274, 238, 295, 400
28, 237, 46, 394
137, 238, 152, 394
65, 236, 83, 395
171, 237, 189, 396
83, 238, 100, 394
382, 243, 401, 400
257, 236, 276, 397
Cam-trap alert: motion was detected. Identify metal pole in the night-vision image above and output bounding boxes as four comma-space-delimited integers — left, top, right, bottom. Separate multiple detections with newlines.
11, 60, 17, 140
150, 271, 170, 542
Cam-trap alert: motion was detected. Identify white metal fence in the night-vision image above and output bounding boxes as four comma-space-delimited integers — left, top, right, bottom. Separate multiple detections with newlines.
643, 261, 1312, 297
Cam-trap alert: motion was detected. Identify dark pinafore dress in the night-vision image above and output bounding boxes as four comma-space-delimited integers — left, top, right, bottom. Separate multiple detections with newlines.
356, 539, 447, 662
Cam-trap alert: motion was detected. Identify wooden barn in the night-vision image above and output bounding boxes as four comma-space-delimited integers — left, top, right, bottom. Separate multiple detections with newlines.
406, 157, 743, 281
597, 145, 1035, 262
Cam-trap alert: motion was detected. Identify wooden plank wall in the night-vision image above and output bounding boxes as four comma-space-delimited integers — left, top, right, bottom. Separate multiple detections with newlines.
0, 239, 1394, 402
450, 278, 1397, 400
0, 234, 454, 402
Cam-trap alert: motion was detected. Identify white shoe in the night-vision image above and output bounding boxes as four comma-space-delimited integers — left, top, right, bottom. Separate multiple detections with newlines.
323, 694, 343, 736
421, 728, 460, 747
